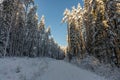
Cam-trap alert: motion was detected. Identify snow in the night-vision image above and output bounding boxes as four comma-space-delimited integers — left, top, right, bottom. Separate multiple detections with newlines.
0, 0, 3, 4
0, 57, 106, 80
70, 56, 120, 80
0, 57, 48, 80
40, 60, 106, 80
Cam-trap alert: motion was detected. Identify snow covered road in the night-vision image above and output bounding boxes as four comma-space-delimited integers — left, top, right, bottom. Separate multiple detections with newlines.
0, 57, 106, 80
40, 60, 106, 80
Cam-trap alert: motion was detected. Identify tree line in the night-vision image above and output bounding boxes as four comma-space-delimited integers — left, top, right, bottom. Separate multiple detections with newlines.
0, 0, 65, 59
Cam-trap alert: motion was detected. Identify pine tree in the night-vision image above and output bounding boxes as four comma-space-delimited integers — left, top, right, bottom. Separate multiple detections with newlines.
63, 0, 120, 66
24, 5, 38, 57
0, 0, 64, 59
44, 26, 51, 56
83, 0, 120, 65
37, 15, 64, 58
37, 15, 46, 56
0, 0, 3, 57
8, 0, 26, 56
105, 0, 120, 66
48, 37, 64, 59
0, 0, 16, 57
62, 3, 85, 59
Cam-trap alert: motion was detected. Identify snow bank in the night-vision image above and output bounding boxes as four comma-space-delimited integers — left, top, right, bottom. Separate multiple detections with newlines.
70, 56, 120, 80
0, 57, 48, 80
0, 57, 106, 80
40, 60, 106, 80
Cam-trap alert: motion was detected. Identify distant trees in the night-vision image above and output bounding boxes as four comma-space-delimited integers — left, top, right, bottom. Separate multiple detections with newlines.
0, 0, 65, 59
63, 0, 120, 66
37, 15, 65, 59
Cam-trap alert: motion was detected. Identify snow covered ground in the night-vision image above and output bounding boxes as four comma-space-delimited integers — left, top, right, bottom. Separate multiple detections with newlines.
0, 0, 3, 4
70, 56, 120, 80
0, 57, 107, 80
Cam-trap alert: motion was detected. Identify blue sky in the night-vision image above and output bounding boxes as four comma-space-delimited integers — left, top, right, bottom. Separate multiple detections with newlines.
35, 0, 84, 46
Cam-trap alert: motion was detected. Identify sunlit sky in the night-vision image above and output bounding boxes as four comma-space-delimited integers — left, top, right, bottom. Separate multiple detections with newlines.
35, 0, 84, 46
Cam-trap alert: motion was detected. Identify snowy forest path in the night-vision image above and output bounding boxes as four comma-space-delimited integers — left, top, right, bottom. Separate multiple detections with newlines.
0, 57, 106, 80
40, 59, 107, 80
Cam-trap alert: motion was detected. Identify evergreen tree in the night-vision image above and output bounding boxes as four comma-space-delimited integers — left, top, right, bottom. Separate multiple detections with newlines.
24, 6, 38, 57
0, 0, 65, 59
0, 0, 16, 57
37, 15, 46, 56
105, 0, 120, 66
62, 3, 85, 59
63, 0, 120, 66
8, 0, 26, 56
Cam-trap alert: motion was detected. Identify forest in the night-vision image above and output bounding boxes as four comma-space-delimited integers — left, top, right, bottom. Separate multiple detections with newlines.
0, 0, 65, 59
0, 0, 120, 80
62, 0, 120, 67
1, 0, 119, 66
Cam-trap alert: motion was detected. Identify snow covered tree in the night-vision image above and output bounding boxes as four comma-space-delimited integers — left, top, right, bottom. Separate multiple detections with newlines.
0, 0, 3, 57
48, 37, 65, 59
44, 26, 51, 56
83, 0, 120, 66
0, 0, 16, 57
105, 0, 120, 66
23, 5, 38, 57
62, 3, 85, 59
0, 0, 64, 59
7, 0, 26, 56
83, 0, 94, 54
37, 16, 65, 59
23, 0, 34, 23
37, 15, 46, 56
62, 0, 120, 66
83, 0, 112, 64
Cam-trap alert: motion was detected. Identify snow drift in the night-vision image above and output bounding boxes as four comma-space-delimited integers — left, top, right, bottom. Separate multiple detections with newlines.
70, 56, 120, 80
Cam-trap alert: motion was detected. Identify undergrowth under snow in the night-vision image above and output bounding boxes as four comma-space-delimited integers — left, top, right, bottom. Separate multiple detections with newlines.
70, 56, 120, 80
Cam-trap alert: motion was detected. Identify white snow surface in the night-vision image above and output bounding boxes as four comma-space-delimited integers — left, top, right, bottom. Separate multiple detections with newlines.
0, 57, 106, 80
70, 56, 120, 80
0, 0, 3, 4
